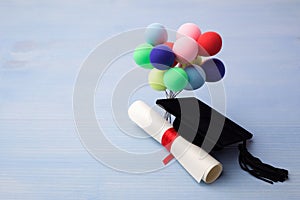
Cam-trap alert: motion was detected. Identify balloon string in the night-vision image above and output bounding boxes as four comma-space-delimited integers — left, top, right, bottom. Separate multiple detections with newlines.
164, 90, 170, 121
169, 91, 173, 98
163, 90, 172, 122
170, 90, 182, 98
168, 90, 171, 122
163, 90, 183, 122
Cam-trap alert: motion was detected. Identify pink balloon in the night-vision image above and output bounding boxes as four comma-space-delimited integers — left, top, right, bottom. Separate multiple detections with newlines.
176, 23, 201, 41
173, 37, 198, 64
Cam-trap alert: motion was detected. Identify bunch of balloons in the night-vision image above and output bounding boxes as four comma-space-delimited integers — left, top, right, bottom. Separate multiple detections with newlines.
133, 22, 225, 97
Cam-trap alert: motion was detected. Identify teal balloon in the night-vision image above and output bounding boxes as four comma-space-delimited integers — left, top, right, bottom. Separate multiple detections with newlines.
145, 23, 168, 46
163, 68, 188, 92
184, 65, 206, 90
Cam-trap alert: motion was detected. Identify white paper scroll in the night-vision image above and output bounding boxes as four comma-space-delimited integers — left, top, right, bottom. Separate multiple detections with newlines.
128, 100, 222, 183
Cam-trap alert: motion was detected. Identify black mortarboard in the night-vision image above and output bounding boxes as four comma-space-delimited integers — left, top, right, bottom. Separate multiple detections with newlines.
156, 97, 288, 184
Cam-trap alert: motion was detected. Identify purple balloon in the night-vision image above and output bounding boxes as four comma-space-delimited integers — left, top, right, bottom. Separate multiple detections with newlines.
150, 44, 175, 70
201, 58, 225, 82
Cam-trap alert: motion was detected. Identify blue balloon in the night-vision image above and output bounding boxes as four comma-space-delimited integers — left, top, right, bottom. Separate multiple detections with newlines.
150, 44, 175, 70
184, 65, 206, 90
201, 58, 225, 82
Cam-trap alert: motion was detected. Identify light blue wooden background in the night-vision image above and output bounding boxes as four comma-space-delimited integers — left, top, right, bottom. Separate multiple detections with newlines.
1, 0, 300, 199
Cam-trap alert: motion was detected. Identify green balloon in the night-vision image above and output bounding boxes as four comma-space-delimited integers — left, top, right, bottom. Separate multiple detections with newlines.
163, 68, 188, 92
133, 43, 154, 69
148, 68, 166, 91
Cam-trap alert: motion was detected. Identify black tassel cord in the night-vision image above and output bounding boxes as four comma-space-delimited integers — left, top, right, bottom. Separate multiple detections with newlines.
238, 141, 289, 184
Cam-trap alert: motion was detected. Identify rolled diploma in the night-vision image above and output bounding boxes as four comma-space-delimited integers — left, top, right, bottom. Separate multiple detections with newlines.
128, 100, 223, 183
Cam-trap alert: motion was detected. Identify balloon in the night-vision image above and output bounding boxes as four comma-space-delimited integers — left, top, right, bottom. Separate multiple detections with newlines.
163, 42, 174, 49
184, 65, 206, 90
173, 36, 198, 64
150, 44, 175, 70
201, 58, 225, 82
191, 56, 203, 65
197, 31, 222, 56
164, 42, 178, 67
133, 43, 154, 69
145, 23, 168, 46
177, 23, 201, 40
148, 68, 166, 91
163, 68, 188, 92
181, 56, 202, 68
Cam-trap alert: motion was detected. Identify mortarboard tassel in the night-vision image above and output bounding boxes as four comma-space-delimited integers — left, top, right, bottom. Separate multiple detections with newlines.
238, 141, 288, 184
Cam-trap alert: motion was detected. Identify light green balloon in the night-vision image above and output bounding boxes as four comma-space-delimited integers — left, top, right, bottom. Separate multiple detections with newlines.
133, 43, 154, 69
191, 56, 203, 65
163, 67, 188, 92
181, 56, 202, 68
148, 68, 166, 91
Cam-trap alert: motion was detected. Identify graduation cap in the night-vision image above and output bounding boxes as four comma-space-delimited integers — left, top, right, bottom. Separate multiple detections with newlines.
156, 97, 288, 184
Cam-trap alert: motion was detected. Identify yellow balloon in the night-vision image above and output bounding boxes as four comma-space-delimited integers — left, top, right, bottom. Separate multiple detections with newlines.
148, 68, 166, 91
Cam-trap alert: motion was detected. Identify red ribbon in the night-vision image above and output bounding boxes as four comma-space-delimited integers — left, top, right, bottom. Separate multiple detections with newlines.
161, 128, 179, 165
